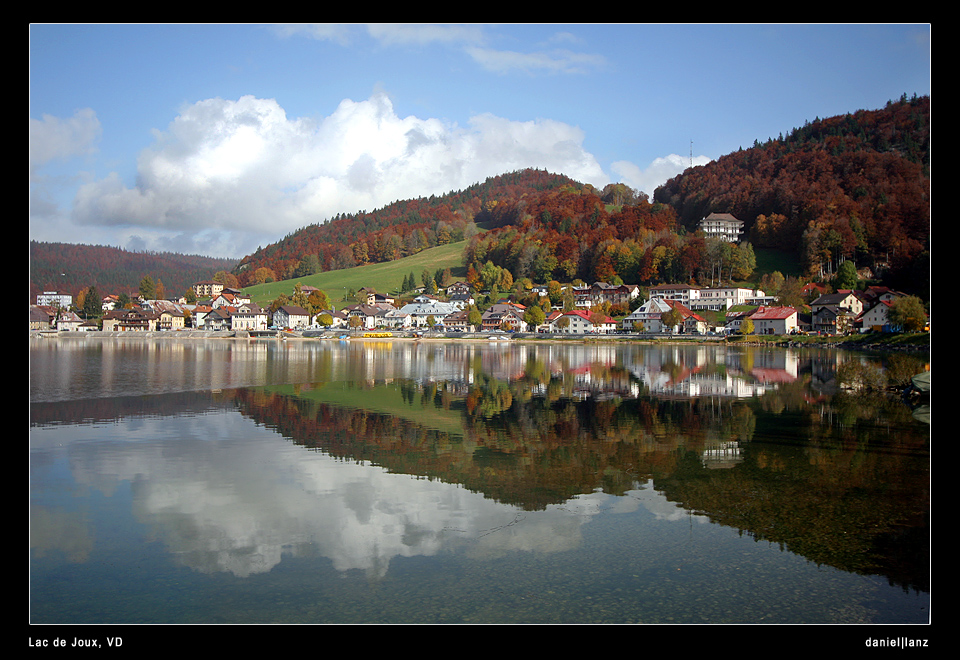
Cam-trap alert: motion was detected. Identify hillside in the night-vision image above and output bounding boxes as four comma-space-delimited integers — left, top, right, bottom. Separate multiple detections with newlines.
244, 240, 468, 307
654, 94, 929, 290
231, 169, 582, 286
231, 96, 929, 301
29, 242, 237, 301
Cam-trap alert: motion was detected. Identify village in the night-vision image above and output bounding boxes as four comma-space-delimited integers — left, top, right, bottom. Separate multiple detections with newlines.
29, 275, 920, 339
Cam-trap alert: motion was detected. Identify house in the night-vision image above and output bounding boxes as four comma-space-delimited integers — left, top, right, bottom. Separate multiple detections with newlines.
101, 294, 121, 311
398, 300, 460, 328
620, 298, 673, 331
810, 290, 865, 317
481, 303, 528, 332
189, 304, 213, 329
748, 306, 799, 335
231, 302, 268, 331
859, 299, 897, 332
446, 282, 473, 297
366, 292, 395, 306
157, 309, 186, 331
36, 291, 73, 308
648, 283, 701, 306
552, 310, 616, 334
811, 305, 854, 335
193, 280, 224, 299
29, 306, 53, 330
112, 307, 160, 331
660, 301, 708, 334
273, 305, 310, 329
693, 286, 768, 311
312, 309, 347, 328
442, 308, 474, 331
589, 282, 641, 307
698, 212, 744, 242
203, 307, 233, 331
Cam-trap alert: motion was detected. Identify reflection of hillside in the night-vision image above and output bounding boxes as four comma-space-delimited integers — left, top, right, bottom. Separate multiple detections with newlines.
232, 367, 928, 594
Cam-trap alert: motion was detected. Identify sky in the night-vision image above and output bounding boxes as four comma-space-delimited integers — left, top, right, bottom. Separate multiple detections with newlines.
29, 23, 931, 261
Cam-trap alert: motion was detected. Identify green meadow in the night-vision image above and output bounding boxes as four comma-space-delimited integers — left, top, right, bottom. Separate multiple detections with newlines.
244, 240, 469, 307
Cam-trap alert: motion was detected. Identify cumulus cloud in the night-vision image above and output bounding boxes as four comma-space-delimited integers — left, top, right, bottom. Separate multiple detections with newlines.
611, 153, 712, 198
66, 92, 609, 258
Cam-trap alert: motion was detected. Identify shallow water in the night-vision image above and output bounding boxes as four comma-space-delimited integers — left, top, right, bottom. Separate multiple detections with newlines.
29, 337, 930, 625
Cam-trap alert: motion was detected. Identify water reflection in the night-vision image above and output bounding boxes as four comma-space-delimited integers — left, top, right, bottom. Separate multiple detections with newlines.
30, 338, 930, 623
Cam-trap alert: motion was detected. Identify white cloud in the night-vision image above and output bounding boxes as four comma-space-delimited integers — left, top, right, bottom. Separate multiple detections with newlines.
611, 153, 713, 197
65, 92, 609, 258
465, 46, 606, 75
29, 108, 101, 175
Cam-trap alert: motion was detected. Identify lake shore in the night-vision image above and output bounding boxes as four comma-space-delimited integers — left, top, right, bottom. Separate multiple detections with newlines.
30, 328, 930, 352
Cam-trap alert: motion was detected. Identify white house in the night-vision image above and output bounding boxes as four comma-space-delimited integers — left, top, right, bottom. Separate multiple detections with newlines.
231, 302, 268, 331
811, 290, 865, 317
37, 291, 73, 308
748, 306, 798, 335
620, 298, 673, 331
398, 301, 460, 328
698, 212, 744, 242
552, 310, 616, 334
273, 305, 310, 329
859, 299, 895, 331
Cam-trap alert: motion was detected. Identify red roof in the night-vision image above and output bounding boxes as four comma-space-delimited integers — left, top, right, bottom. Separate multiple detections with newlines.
749, 306, 797, 320
563, 310, 614, 324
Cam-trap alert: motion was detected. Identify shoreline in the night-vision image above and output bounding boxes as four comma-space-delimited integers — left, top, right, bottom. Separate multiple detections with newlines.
30, 329, 929, 352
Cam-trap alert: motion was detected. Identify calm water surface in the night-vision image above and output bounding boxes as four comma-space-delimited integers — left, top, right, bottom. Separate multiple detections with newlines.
29, 336, 930, 626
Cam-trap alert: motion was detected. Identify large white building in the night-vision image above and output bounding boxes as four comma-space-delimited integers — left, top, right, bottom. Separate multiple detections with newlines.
36, 291, 72, 308
698, 213, 744, 242
648, 284, 766, 311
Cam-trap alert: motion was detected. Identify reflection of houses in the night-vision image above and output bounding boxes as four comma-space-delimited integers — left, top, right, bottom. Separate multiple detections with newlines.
701, 441, 743, 469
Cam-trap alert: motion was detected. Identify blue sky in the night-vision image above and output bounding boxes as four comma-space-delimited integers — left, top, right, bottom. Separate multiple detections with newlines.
29, 23, 931, 260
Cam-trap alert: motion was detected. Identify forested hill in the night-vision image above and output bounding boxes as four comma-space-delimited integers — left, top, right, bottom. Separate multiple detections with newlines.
232, 169, 582, 285
231, 96, 928, 298
30, 242, 238, 301
654, 94, 929, 286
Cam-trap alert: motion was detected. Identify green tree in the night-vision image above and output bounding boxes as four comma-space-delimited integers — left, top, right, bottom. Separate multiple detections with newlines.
741, 317, 755, 335
888, 295, 927, 332
661, 307, 682, 332
82, 285, 101, 319
467, 306, 482, 329
138, 275, 155, 300
524, 305, 546, 328
833, 260, 858, 290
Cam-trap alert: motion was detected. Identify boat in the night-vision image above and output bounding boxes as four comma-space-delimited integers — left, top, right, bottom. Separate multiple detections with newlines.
911, 371, 930, 393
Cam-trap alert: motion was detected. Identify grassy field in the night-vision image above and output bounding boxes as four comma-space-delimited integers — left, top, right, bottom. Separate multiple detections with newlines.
244, 240, 469, 306
241, 243, 802, 308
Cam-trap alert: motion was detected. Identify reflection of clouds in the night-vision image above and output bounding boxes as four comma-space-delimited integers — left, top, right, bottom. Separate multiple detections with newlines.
49, 411, 603, 578
624, 481, 709, 523
37, 409, 709, 580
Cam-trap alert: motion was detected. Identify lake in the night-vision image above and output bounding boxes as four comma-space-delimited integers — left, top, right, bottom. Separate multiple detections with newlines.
29, 336, 930, 629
